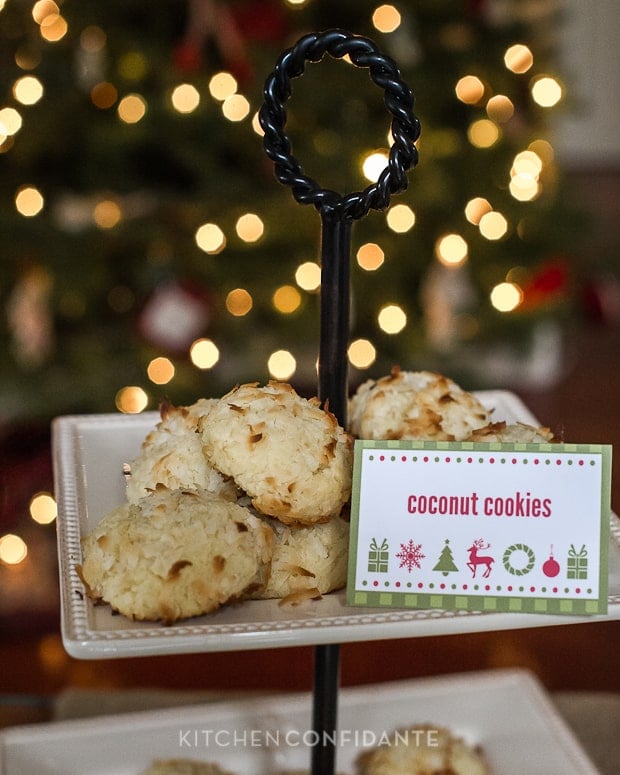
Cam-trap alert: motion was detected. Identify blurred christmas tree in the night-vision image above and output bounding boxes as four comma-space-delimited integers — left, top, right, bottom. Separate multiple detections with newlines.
0, 0, 584, 422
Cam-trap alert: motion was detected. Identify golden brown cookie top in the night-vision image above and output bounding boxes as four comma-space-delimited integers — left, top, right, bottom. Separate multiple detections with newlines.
199, 382, 353, 525
349, 367, 490, 441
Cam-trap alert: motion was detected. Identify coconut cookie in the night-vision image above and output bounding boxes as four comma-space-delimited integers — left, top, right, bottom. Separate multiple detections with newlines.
199, 382, 353, 525
251, 513, 349, 603
141, 762, 234, 775
349, 367, 490, 441
465, 420, 556, 443
126, 399, 238, 504
356, 724, 489, 775
78, 487, 273, 623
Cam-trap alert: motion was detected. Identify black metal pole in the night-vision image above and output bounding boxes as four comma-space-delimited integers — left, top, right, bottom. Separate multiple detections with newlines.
318, 211, 352, 423
311, 209, 351, 775
311, 643, 341, 774
259, 29, 420, 775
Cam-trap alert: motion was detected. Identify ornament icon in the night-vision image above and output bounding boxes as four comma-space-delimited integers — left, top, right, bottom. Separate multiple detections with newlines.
542, 545, 560, 578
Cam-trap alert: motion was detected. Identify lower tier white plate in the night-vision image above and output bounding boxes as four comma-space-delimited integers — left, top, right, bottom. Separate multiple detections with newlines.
0, 669, 599, 774
52, 391, 620, 659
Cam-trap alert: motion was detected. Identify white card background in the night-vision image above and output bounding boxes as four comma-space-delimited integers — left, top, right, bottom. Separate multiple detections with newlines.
349, 443, 610, 615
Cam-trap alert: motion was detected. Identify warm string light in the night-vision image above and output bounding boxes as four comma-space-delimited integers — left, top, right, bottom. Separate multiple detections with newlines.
13, 75, 44, 105
115, 386, 148, 413
268, 350, 296, 380
0, 493, 58, 569
15, 185, 44, 216
190, 338, 219, 369
171, 83, 200, 114
147, 357, 175, 385
30, 492, 57, 525
0, 534, 28, 566
226, 288, 253, 316
356, 242, 385, 271
348, 339, 377, 369
33, 1, 68, 43
372, 5, 402, 34
435, 233, 468, 267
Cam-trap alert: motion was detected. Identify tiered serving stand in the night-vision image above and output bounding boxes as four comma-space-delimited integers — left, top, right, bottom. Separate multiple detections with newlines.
50, 31, 620, 775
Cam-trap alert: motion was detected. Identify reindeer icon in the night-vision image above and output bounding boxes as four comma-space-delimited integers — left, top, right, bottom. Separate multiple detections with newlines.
466, 539, 495, 578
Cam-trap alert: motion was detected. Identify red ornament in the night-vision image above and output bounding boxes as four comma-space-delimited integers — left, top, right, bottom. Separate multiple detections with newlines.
173, 40, 203, 73
521, 256, 570, 310
542, 546, 560, 578
232, 0, 289, 44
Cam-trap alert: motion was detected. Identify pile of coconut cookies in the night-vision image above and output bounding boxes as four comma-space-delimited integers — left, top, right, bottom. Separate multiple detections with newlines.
78, 368, 554, 624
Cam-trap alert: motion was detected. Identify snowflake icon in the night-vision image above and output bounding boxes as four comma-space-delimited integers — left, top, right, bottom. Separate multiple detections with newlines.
396, 540, 425, 572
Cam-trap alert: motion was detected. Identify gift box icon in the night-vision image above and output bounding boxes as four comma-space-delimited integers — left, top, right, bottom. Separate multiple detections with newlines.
567, 544, 588, 580
368, 538, 389, 573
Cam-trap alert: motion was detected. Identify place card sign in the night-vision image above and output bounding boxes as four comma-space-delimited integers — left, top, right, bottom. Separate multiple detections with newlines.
347, 441, 612, 616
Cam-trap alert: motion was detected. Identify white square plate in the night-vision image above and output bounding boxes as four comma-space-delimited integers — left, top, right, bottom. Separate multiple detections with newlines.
52, 391, 620, 658
0, 670, 599, 774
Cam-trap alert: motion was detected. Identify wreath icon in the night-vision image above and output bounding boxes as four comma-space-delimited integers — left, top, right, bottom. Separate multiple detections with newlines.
503, 543, 536, 576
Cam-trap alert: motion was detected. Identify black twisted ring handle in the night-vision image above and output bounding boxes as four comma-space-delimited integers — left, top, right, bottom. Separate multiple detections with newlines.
259, 29, 421, 220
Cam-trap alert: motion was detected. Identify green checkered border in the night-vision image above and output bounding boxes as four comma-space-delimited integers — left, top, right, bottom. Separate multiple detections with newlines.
354, 439, 609, 455
347, 440, 612, 618
348, 590, 606, 616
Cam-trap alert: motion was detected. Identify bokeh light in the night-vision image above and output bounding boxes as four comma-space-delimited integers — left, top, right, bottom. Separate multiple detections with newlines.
91, 82, 118, 109
222, 93, 250, 122
464, 197, 492, 225
378, 304, 407, 334
273, 285, 301, 314
504, 43, 533, 74
0, 107, 22, 136
372, 5, 402, 34
468, 119, 500, 148
531, 76, 562, 107
171, 83, 200, 113
226, 288, 253, 316
147, 357, 175, 385
455, 75, 485, 104
362, 150, 389, 182
190, 338, 220, 369
268, 350, 296, 380
29, 492, 57, 525
490, 281, 523, 312
435, 233, 468, 267
13, 75, 44, 105
356, 242, 385, 271
15, 185, 44, 216
115, 386, 148, 413
235, 213, 264, 243
486, 95, 514, 123
295, 261, 321, 292
0, 534, 28, 565
479, 210, 508, 240
386, 203, 415, 233
93, 199, 122, 229
117, 93, 147, 123
195, 222, 226, 254
208, 72, 237, 101
348, 339, 376, 369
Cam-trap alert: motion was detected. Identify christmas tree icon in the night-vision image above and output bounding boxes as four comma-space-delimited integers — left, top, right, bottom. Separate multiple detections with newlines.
433, 539, 459, 576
